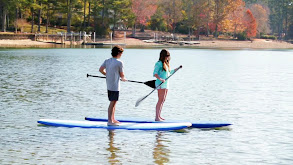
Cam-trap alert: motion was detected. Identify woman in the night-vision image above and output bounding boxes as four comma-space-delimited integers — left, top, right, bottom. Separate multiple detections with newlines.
153, 49, 180, 121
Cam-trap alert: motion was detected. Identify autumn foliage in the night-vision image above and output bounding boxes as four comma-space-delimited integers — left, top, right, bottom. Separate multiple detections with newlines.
249, 4, 271, 35
131, 0, 157, 26
3, 0, 288, 39
244, 9, 257, 38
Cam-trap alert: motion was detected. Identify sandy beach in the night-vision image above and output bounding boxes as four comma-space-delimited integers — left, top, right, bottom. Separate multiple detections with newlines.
196, 40, 293, 49
0, 39, 54, 47
0, 38, 292, 49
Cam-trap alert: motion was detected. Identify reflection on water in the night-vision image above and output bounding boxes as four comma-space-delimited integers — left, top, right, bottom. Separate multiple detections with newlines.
1, 48, 293, 164
153, 132, 170, 165
106, 130, 171, 165
107, 130, 120, 165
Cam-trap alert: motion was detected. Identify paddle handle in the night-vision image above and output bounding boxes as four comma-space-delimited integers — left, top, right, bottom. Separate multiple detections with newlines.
87, 74, 106, 78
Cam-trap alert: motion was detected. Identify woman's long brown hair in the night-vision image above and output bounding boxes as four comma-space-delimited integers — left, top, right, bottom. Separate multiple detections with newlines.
159, 49, 170, 72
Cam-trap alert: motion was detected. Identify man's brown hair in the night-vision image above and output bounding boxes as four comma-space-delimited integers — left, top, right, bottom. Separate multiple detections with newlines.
111, 45, 124, 57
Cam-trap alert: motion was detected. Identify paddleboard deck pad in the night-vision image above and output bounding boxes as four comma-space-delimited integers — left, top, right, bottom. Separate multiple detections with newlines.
85, 117, 232, 128
37, 119, 192, 131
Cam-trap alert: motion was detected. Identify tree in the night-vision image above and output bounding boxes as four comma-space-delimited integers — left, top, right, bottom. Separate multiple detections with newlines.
93, 0, 113, 36
223, 0, 246, 37
149, 8, 167, 32
268, 0, 292, 39
210, 0, 235, 37
244, 9, 257, 38
108, 0, 132, 38
14, 18, 29, 33
83, 0, 87, 29
0, 0, 9, 32
87, 0, 91, 28
249, 4, 271, 36
179, 0, 209, 37
161, 0, 183, 33
64, 0, 81, 33
66, 0, 73, 33
131, 0, 157, 36
37, 0, 44, 32
288, 1, 293, 39
204, 0, 212, 37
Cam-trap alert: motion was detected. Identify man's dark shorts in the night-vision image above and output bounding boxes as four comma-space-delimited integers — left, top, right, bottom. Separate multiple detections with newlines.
108, 90, 119, 101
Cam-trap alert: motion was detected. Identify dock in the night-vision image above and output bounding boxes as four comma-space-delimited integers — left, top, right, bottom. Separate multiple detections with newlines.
84, 42, 126, 46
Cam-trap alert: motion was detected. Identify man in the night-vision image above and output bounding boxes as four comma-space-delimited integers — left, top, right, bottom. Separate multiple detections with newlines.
99, 45, 127, 126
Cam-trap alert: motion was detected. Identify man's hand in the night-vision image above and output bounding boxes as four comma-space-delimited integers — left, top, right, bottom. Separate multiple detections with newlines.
121, 77, 127, 82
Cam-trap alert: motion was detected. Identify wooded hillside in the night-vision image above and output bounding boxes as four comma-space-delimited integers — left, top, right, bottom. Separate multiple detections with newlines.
0, 0, 292, 40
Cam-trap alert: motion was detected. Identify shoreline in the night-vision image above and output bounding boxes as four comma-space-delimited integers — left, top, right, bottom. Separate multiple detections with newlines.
0, 38, 292, 49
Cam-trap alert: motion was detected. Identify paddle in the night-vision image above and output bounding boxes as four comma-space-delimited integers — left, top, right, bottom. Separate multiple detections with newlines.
87, 74, 156, 89
135, 65, 182, 107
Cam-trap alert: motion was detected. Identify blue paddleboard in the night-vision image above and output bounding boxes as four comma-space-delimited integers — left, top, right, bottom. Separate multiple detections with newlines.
37, 119, 192, 131
85, 117, 232, 128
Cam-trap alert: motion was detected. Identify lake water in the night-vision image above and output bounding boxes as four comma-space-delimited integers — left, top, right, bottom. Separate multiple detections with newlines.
1, 48, 293, 165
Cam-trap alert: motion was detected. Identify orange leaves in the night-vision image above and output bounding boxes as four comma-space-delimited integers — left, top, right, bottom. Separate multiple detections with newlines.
131, 0, 157, 26
219, 0, 259, 38
224, 0, 246, 34
244, 9, 257, 38
249, 4, 270, 34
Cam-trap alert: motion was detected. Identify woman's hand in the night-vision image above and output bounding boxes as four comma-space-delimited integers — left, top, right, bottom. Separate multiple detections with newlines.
175, 65, 182, 72
154, 74, 165, 83
159, 78, 166, 83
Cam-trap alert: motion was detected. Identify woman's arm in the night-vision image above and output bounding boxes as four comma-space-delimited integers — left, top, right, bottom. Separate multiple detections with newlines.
170, 65, 182, 74
154, 74, 165, 83
153, 62, 165, 83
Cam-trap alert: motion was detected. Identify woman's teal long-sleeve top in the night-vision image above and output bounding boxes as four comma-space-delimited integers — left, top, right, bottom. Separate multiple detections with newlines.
153, 61, 174, 89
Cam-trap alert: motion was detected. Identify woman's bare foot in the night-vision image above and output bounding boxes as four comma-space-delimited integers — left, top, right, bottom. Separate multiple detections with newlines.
159, 117, 165, 120
113, 120, 120, 123
155, 118, 164, 122
108, 120, 120, 126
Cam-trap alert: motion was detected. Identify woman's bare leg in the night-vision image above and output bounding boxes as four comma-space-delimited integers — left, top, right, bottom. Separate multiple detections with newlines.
159, 89, 168, 120
155, 89, 168, 121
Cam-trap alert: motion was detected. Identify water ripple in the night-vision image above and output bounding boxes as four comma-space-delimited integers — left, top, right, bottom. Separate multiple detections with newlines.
1, 49, 293, 164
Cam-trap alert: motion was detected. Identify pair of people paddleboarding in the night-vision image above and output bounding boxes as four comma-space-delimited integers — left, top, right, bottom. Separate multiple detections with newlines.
99, 45, 181, 126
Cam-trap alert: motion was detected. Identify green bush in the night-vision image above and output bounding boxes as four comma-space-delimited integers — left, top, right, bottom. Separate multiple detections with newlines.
176, 24, 189, 34
260, 35, 277, 40
149, 13, 167, 32
235, 32, 247, 40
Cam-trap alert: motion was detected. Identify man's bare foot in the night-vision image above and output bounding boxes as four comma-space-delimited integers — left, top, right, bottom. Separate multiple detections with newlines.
107, 122, 120, 126
159, 117, 165, 120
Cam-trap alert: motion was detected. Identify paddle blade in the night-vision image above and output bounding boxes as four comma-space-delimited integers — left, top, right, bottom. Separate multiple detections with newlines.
135, 95, 148, 107
144, 80, 156, 89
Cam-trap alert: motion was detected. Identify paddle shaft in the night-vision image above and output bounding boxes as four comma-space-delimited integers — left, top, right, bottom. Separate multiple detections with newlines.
135, 65, 182, 107
87, 74, 153, 85
147, 66, 181, 95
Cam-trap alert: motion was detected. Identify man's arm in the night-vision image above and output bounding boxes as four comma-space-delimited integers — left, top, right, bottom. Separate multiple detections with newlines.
120, 72, 127, 82
99, 66, 106, 76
